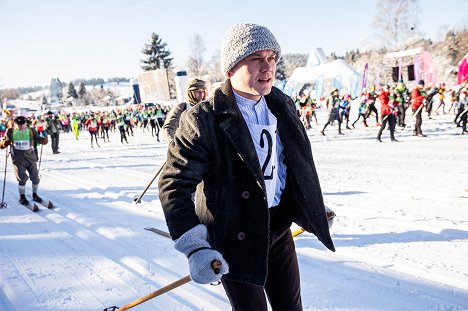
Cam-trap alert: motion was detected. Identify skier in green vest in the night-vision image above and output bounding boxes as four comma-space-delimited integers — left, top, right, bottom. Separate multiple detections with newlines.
0, 116, 48, 205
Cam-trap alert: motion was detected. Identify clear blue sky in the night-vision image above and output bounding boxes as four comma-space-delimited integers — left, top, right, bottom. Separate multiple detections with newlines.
1, 0, 467, 88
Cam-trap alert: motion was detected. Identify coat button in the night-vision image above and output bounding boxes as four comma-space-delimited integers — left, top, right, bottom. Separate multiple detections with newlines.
237, 232, 245, 240
241, 191, 250, 199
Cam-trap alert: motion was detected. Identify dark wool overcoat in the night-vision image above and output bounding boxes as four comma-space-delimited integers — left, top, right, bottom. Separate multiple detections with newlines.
158, 80, 335, 286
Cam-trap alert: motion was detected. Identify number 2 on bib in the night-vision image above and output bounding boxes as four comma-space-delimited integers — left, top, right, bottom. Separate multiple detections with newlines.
260, 129, 275, 180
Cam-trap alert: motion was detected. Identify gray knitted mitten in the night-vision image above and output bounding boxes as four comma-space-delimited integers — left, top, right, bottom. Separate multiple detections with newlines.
325, 206, 336, 228
174, 224, 229, 284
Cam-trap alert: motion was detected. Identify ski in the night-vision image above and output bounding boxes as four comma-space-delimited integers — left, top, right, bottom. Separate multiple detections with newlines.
21, 201, 39, 212
34, 199, 54, 209
144, 227, 171, 239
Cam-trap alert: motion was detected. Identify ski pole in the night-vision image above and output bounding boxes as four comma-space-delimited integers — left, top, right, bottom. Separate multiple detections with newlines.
0, 148, 9, 209
399, 103, 425, 136
103, 275, 192, 311
365, 113, 389, 137
104, 227, 308, 311
38, 143, 43, 175
104, 261, 221, 311
458, 107, 468, 119
133, 162, 166, 204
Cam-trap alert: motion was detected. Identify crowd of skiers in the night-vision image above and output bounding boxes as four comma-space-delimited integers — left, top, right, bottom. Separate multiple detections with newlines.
0, 78, 209, 207
0, 104, 172, 149
292, 78, 468, 140
0, 79, 468, 154
1, 79, 466, 152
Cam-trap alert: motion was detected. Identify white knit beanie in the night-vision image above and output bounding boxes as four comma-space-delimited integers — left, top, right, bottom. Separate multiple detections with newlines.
220, 23, 281, 77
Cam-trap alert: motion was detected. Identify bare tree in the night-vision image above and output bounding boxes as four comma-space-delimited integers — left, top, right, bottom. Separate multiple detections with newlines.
282, 53, 308, 79
205, 50, 224, 82
186, 33, 207, 77
371, 0, 423, 50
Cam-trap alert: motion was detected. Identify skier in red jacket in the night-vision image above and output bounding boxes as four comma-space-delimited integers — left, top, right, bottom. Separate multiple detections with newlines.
377, 85, 398, 142
410, 80, 427, 137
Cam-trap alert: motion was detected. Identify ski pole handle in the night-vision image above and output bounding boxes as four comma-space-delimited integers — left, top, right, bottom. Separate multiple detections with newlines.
292, 227, 305, 237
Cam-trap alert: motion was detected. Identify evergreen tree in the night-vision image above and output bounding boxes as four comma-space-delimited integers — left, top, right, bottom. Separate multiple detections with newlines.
68, 82, 78, 99
141, 33, 174, 71
49, 78, 63, 103
56, 78, 64, 103
78, 81, 86, 99
41, 95, 48, 111
140, 32, 176, 98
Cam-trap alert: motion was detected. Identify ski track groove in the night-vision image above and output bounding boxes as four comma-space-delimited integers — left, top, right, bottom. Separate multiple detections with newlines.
295, 246, 468, 310
0, 185, 228, 310
1, 204, 223, 310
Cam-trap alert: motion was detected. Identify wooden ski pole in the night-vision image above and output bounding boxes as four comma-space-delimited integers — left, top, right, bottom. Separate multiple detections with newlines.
133, 162, 165, 204
104, 228, 308, 311
112, 275, 192, 311
104, 261, 221, 311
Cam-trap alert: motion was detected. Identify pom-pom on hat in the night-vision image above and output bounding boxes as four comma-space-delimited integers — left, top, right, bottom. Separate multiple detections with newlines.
220, 23, 281, 77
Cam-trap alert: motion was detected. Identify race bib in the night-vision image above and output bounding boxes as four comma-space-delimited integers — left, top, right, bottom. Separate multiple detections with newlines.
247, 111, 278, 208
12, 129, 32, 151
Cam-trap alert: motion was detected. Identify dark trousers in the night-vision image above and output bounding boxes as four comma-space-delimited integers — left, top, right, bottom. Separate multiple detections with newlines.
118, 126, 128, 143
377, 114, 396, 140
221, 205, 302, 311
412, 108, 423, 135
460, 110, 467, 133
50, 132, 59, 152
366, 103, 379, 123
426, 100, 433, 118
322, 109, 342, 134
352, 112, 368, 127
90, 131, 99, 146
397, 103, 406, 126
125, 121, 133, 136
150, 120, 160, 138
454, 107, 465, 125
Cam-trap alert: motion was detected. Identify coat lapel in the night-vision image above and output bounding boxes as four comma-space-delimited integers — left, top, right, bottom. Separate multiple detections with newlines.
214, 81, 266, 191
265, 87, 307, 163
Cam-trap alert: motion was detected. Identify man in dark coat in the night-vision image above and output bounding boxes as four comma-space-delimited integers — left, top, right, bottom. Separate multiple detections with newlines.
161, 78, 207, 144
158, 23, 334, 311
46, 112, 61, 153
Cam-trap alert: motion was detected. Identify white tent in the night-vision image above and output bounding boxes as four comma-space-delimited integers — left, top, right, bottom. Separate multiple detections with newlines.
284, 59, 361, 99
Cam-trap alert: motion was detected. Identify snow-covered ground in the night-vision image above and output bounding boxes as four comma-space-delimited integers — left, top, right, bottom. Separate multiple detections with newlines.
0, 109, 467, 311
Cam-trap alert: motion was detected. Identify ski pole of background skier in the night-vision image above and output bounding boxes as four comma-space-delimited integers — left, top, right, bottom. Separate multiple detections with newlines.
103, 227, 307, 311
0, 148, 8, 208
38, 144, 43, 177
459, 107, 468, 119
133, 162, 165, 203
365, 114, 389, 137
398, 103, 425, 136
